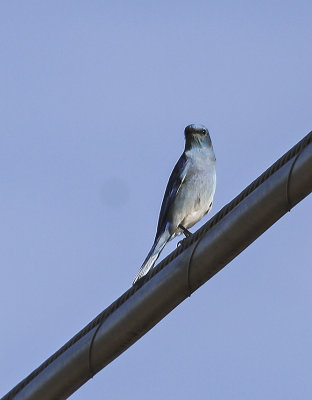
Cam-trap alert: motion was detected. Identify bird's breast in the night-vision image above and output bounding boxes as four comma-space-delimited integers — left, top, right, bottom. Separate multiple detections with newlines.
169, 153, 216, 231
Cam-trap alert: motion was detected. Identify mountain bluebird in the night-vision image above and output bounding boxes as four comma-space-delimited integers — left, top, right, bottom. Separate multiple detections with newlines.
133, 124, 216, 285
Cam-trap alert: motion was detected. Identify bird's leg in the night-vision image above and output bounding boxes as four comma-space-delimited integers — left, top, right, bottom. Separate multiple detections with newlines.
177, 225, 192, 247
178, 224, 192, 237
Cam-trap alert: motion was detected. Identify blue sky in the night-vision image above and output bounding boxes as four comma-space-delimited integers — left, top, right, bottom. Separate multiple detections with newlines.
1, 1, 312, 399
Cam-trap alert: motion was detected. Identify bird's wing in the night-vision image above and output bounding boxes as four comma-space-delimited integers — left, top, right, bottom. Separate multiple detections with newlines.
156, 152, 188, 237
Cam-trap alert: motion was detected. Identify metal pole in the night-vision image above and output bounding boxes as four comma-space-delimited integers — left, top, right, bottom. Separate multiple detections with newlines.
3, 133, 312, 400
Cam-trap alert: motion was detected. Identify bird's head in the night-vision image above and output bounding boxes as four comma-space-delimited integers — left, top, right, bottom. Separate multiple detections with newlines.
184, 124, 212, 150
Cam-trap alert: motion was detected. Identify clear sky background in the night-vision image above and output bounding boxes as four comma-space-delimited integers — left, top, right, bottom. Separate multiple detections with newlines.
1, 1, 312, 399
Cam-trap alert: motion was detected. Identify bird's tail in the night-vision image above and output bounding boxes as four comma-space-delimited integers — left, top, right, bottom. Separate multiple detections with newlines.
133, 230, 171, 285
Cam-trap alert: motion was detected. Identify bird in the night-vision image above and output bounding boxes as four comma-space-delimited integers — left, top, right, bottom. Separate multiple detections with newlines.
133, 124, 216, 285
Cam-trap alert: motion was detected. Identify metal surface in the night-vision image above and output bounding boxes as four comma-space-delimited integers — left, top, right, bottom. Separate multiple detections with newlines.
3, 137, 312, 400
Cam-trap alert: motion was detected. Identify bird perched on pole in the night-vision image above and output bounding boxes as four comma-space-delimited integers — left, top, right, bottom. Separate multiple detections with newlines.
133, 124, 216, 285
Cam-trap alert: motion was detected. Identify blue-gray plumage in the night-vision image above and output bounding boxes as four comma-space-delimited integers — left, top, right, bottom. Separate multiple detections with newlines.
133, 124, 216, 285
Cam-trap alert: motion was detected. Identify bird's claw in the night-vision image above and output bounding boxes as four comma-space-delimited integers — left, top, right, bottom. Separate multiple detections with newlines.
177, 239, 185, 247
177, 224, 193, 247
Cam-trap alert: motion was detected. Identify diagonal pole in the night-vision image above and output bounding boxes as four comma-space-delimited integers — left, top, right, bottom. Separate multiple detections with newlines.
2, 131, 312, 400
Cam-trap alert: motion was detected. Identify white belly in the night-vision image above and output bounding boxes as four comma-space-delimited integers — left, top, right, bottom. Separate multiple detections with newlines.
169, 152, 216, 234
